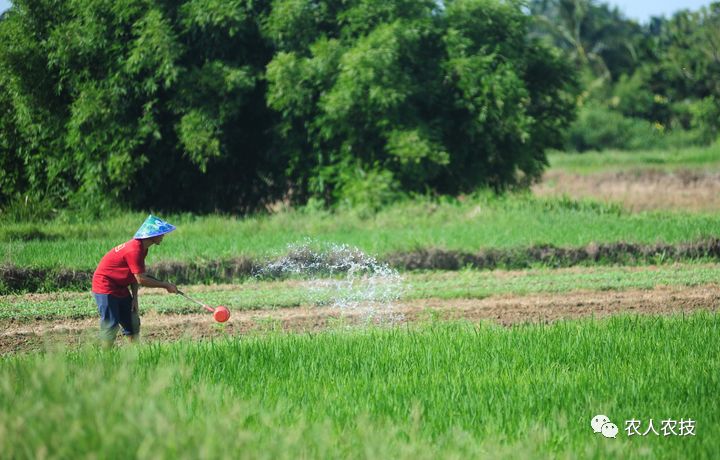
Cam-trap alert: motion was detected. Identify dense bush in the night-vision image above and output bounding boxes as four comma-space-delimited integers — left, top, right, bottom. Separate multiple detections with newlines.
691, 96, 720, 144
566, 104, 702, 152
0, 0, 577, 214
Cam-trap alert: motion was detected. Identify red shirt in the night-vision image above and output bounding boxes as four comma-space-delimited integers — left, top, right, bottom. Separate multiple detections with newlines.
92, 239, 147, 297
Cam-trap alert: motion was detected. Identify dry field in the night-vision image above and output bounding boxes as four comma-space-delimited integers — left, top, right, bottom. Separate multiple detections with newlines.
3, 283, 718, 354
533, 169, 720, 212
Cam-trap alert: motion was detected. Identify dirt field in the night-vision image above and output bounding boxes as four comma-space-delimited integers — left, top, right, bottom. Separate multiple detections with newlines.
533, 169, 720, 212
2, 284, 718, 355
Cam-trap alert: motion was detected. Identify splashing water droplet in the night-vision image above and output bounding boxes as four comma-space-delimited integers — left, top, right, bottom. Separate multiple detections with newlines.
255, 240, 405, 324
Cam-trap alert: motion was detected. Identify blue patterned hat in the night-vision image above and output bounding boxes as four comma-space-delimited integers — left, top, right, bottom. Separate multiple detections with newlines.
133, 215, 176, 239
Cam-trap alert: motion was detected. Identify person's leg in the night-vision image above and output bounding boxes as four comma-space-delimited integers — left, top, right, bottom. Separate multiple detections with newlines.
93, 293, 119, 348
126, 310, 141, 343
117, 295, 141, 342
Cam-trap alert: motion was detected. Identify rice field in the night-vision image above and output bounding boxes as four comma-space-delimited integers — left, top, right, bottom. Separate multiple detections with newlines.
2, 147, 720, 458
2, 314, 718, 459
2, 193, 720, 271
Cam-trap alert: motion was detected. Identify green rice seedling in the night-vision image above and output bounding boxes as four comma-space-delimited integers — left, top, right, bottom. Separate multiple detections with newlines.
2, 193, 720, 272
1, 313, 717, 458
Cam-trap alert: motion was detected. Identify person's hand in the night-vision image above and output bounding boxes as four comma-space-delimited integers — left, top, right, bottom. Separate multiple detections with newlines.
131, 297, 139, 313
165, 283, 178, 294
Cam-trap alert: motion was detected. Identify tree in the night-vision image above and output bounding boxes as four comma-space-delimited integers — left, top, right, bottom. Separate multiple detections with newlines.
266, 0, 577, 203
1, 0, 578, 214
529, 0, 645, 93
1, 0, 279, 213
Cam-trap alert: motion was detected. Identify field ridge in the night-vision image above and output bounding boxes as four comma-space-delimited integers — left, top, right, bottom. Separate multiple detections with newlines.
4, 238, 720, 294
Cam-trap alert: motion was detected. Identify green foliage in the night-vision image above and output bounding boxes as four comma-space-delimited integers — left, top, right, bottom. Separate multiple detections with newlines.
177, 110, 221, 172
334, 163, 402, 212
529, 0, 644, 85
5, 0, 718, 208
611, 72, 658, 119
566, 104, 700, 152
0, 0, 278, 213
267, 0, 576, 201
531, 1, 720, 149
657, 4, 720, 102
0, 0, 577, 213
0, 194, 58, 222
690, 96, 720, 144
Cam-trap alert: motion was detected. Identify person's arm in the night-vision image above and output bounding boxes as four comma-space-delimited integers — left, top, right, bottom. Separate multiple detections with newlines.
125, 248, 177, 293
130, 282, 139, 312
134, 273, 178, 293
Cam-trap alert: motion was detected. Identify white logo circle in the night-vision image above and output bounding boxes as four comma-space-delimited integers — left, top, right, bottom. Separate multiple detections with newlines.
591, 414, 610, 433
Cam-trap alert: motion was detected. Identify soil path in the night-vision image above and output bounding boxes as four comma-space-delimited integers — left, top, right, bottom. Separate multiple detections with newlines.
2, 284, 718, 355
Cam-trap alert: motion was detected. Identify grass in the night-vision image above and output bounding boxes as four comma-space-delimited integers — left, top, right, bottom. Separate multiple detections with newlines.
546, 143, 720, 174
1, 313, 718, 459
2, 193, 720, 271
2, 263, 719, 320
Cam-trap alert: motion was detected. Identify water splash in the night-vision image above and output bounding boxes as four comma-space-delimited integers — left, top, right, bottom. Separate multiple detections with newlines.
255, 241, 405, 323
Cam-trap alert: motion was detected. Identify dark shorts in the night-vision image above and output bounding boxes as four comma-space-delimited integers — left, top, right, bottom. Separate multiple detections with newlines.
92, 293, 140, 341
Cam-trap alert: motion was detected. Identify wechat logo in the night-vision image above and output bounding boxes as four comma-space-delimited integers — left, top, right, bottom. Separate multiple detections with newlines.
592, 415, 619, 439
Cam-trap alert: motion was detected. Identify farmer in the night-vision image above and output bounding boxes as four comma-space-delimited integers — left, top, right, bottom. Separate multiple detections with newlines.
91, 214, 178, 346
